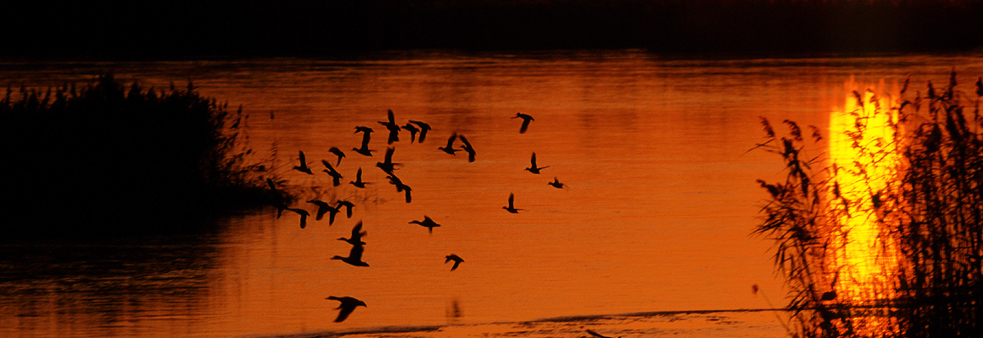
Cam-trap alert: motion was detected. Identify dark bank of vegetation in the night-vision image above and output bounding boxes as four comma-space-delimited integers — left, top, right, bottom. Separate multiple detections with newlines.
755, 71, 983, 337
4, 0, 983, 59
0, 75, 279, 237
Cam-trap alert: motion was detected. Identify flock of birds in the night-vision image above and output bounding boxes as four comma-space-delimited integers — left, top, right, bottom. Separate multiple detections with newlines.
264, 109, 569, 324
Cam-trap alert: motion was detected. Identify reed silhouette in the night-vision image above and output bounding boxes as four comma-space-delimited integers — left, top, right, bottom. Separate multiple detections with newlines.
326, 296, 367, 322
754, 71, 983, 337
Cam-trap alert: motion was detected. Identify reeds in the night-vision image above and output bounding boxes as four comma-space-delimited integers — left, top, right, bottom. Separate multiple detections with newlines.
0, 74, 273, 236
755, 71, 983, 337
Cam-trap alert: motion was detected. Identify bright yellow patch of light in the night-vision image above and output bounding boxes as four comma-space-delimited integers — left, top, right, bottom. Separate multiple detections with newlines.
828, 78, 899, 303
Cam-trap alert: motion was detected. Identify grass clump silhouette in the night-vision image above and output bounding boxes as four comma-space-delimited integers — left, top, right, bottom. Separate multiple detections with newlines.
755, 71, 983, 337
0, 74, 279, 236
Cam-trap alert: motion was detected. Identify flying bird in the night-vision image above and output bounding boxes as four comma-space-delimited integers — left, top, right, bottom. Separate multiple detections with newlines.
408, 120, 431, 142
378, 109, 400, 144
386, 174, 413, 203
349, 168, 369, 188
503, 193, 522, 213
329, 147, 346, 166
376, 147, 401, 174
332, 243, 369, 267
409, 216, 441, 234
513, 112, 534, 133
321, 160, 344, 186
336, 200, 355, 218
445, 254, 464, 271
353, 127, 374, 156
294, 150, 313, 174
548, 177, 565, 189
325, 296, 367, 323
439, 133, 459, 155
339, 221, 367, 246
458, 134, 476, 162
266, 178, 288, 218
401, 122, 419, 143
524, 152, 549, 174
307, 199, 340, 224
286, 207, 310, 228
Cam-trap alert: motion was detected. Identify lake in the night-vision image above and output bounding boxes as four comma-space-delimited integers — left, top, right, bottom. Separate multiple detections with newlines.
1, 50, 982, 337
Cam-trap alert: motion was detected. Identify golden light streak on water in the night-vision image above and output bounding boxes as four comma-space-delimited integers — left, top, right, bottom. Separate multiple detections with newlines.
827, 78, 903, 334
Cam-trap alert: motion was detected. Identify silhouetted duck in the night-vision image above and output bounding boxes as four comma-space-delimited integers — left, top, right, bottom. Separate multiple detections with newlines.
386, 174, 413, 203
354, 126, 374, 134
326, 296, 367, 322
353, 127, 374, 156
339, 221, 367, 245
294, 150, 313, 174
548, 177, 565, 189
329, 147, 346, 166
409, 216, 440, 234
408, 120, 431, 142
266, 178, 288, 218
350, 168, 369, 188
332, 243, 369, 267
376, 147, 401, 174
524, 152, 549, 174
513, 112, 534, 133
402, 122, 420, 143
321, 160, 344, 186
459, 134, 476, 162
439, 133, 459, 155
378, 109, 400, 144
336, 200, 355, 218
445, 254, 464, 271
307, 199, 340, 225
503, 193, 522, 213
286, 207, 310, 228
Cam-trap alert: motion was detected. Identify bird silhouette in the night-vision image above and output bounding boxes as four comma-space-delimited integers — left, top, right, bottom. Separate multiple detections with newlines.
409, 216, 440, 234
326, 296, 367, 322
332, 243, 369, 267
548, 177, 565, 188
513, 112, 534, 133
266, 178, 288, 218
339, 221, 367, 245
439, 133, 459, 155
336, 200, 355, 218
401, 122, 419, 143
386, 173, 413, 203
376, 147, 401, 174
400, 184, 413, 203
286, 207, 310, 228
524, 152, 549, 174
306, 199, 340, 224
294, 150, 313, 174
445, 254, 464, 271
349, 168, 369, 188
458, 134, 476, 162
378, 109, 400, 144
408, 120, 431, 142
353, 127, 374, 156
329, 147, 346, 166
321, 160, 344, 186
503, 193, 522, 213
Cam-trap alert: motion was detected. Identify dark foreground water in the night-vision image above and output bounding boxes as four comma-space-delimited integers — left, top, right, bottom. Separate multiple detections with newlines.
2, 50, 982, 337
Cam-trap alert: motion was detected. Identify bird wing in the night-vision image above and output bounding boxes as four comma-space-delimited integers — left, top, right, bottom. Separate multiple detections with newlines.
530, 153, 537, 167
385, 147, 395, 164
387, 109, 395, 124
451, 260, 461, 271
334, 304, 357, 322
321, 160, 335, 172
458, 134, 472, 149
298, 150, 307, 164
351, 221, 364, 239
520, 119, 531, 133
349, 244, 365, 260
356, 168, 363, 181
445, 133, 456, 148
508, 193, 514, 208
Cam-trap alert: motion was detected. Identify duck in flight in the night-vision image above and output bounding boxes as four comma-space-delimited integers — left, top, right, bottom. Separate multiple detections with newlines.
408, 120, 431, 142
326, 296, 367, 323
387, 174, 413, 203
378, 109, 400, 144
349, 168, 369, 188
445, 254, 464, 271
439, 133, 459, 155
513, 112, 534, 134
339, 221, 367, 246
401, 122, 419, 143
286, 207, 310, 228
294, 150, 313, 174
307, 199, 340, 225
459, 134, 476, 162
329, 147, 346, 166
336, 200, 355, 218
353, 126, 374, 156
409, 215, 440, 234
524, 152, 549, 174
321, 160, 344, 186
376, 147, 401, 174
503, 193, 522, 213
332, 243, 369, 267
266, 178, 288, 218
548, 177, 565, 189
